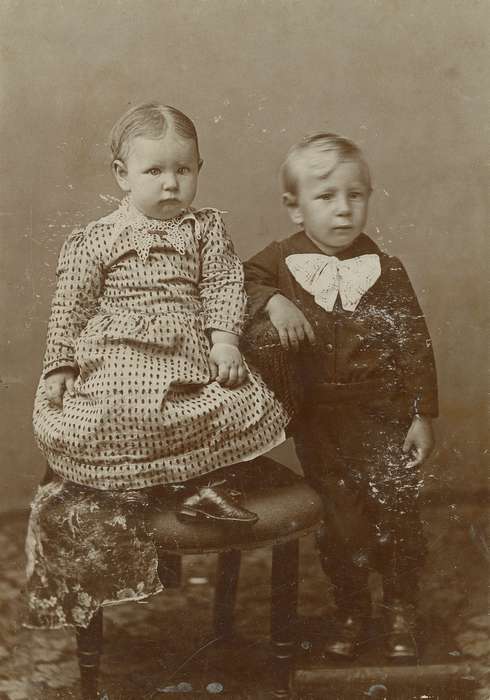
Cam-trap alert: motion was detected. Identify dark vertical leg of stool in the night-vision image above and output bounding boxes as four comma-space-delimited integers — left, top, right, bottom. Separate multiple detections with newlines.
76, 608, 103, 700
213, 549, 241, 638
158, 552, 182, 588
271, 540, 299, 698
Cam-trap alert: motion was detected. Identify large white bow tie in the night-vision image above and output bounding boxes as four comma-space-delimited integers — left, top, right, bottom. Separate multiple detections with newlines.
285, 253, 381, 311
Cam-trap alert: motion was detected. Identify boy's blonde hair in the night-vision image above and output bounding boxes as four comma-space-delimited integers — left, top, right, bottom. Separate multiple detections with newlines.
281, 132, 372, 196
109, 102, 200, 163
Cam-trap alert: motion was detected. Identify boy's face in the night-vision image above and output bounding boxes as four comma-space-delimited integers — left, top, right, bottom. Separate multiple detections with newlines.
114, 131, 202, 220
286, 153, 370, 255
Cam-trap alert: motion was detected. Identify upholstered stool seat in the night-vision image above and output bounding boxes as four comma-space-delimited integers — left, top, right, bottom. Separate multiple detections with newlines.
76, 456, 324, 699
149, 458, 322, 552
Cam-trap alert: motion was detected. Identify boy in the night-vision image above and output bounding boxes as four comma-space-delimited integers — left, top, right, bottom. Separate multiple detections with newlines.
244, 133, 438, 659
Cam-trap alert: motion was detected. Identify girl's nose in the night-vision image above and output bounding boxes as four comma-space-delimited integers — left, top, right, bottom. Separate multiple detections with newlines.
162, 172, 178, 191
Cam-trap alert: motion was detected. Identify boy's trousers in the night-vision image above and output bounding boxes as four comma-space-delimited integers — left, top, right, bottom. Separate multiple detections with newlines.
294, 384, 427, 615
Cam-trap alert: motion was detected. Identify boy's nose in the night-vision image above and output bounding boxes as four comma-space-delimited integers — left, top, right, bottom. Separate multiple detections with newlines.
336, 194, 351, 215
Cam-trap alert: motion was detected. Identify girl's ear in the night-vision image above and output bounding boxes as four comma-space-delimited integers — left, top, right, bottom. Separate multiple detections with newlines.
113, 160, 131, 191
198, 158, 204, 172
282, 192, 304, 226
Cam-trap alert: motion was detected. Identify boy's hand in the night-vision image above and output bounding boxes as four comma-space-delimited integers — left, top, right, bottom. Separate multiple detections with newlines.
44, 368, 77, 408
209, 343, 248, 387
265, 294, 316, 350
402, 415, 435, 466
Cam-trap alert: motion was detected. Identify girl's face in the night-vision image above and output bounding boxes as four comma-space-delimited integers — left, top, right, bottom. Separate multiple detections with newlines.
114, 131, 202, 220
286, 153, 370, 255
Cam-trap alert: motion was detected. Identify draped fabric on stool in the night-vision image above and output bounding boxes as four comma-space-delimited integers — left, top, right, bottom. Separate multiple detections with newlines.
76, 457, 323, 698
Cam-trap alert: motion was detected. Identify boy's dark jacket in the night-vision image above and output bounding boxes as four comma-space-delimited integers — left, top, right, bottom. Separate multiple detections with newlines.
243, 230, 438, 418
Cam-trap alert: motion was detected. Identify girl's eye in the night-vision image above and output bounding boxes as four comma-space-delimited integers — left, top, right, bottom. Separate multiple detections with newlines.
177, 166, 190, 175
349, 191, 364, 199
320, 193, 334, 200
148, 168, 161, 176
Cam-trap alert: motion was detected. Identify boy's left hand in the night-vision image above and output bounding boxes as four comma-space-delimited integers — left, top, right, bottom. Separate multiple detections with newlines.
402, 415, 435, 466
209, 343, 248, 387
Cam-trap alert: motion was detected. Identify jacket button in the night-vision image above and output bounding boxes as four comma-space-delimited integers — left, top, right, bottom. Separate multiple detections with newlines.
325, 343, 334, 353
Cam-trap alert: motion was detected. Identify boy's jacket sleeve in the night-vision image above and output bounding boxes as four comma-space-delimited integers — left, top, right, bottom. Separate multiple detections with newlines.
243, 241, 283, 318
384, 258, 438, 417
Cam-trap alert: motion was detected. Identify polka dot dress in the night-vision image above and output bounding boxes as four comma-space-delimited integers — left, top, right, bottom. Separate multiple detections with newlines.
33, 199, 289, 490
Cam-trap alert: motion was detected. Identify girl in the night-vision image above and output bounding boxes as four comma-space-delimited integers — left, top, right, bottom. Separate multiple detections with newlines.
26, 103, 288, 628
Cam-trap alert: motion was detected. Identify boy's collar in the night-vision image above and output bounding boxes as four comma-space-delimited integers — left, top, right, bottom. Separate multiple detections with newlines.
292, 230, 381, 259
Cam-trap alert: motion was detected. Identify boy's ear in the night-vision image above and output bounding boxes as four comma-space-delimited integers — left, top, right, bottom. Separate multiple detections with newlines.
112, 160, 131, 191
282, 192, 304, 225
198, 158, 204, 171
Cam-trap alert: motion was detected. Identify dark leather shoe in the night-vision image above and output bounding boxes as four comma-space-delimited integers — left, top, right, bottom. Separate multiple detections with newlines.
384, 601, 418, 661
324, 614, 365, 659
177, 486, 258, 524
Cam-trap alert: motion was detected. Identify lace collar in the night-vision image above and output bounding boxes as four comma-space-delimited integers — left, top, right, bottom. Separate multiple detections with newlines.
110, 196, 200, 262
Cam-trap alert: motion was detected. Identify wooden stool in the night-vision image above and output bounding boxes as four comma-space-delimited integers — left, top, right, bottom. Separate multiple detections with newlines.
76, 457, 323, 699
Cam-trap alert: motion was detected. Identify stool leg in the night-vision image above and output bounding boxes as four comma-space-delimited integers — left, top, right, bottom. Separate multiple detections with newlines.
213, 549, 241, 638
271, 540, 299, 699
76, 608, 103, 700
158, 552, 182, 588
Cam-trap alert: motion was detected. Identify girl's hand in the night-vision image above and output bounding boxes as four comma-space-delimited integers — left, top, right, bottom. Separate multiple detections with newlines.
209, 343, 248, 388
402, 415, 435, 466
44, 368, 77, 408
265, 294, 316, 350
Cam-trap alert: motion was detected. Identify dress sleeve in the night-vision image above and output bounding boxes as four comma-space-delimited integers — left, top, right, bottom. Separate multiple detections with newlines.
198, 211, 246, 335
243, 241, 283, 318
386, 258, 439, 417
43, 227, 104, 377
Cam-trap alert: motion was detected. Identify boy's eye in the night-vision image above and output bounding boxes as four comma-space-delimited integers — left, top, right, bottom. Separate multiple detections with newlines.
349, 191, 364, 199
148, 168, 161, 176
177, 166, 190, 175
319, 193, 334, 200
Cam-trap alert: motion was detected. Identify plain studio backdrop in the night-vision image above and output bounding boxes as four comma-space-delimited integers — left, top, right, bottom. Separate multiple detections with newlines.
0, 0, 487, 512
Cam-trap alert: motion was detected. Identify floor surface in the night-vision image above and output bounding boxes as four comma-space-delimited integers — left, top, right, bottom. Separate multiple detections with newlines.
0, 499, 488, 699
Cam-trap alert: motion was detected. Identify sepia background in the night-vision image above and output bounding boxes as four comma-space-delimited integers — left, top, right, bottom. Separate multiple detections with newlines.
0, 0, 487, 512
0, 3, 488, 699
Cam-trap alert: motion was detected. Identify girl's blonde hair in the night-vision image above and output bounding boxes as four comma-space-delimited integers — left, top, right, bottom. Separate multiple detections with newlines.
281, 132, 372, 195
109, 102, 200, 163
